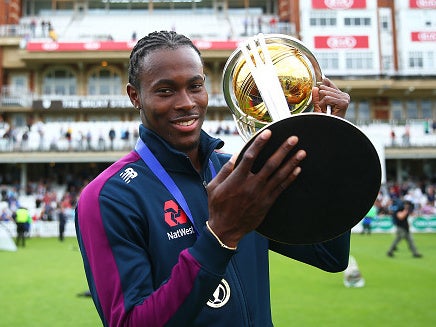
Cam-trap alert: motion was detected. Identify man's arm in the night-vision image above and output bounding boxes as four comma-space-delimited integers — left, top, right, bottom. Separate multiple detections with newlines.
76, 183, 234, 327
269, 231, 351, 273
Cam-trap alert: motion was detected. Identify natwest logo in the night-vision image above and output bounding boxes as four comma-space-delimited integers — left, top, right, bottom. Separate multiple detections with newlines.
411, 32, 436, 42
84, 42, 101, 50
410, 0, 436, 9
164, 200, 188, 227
194, 40, 213, 49
41, 42, 59, 51
314, 35, 369, 49
325, 0, 354, 9
327, 36, 357, 48
312, 0, 366, 9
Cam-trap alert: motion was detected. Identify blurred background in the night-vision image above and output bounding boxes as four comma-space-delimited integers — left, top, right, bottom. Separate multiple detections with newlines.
0, 0, 436, 236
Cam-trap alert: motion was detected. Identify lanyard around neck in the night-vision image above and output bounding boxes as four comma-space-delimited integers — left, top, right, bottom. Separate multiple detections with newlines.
135, 138, 216, 236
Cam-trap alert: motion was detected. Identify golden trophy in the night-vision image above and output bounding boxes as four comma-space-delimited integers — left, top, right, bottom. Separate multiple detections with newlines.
222, 34, 381, 244
223, 33, 323, 141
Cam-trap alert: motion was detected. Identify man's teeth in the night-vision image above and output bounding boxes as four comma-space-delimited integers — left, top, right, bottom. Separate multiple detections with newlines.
177, 119, 195, 126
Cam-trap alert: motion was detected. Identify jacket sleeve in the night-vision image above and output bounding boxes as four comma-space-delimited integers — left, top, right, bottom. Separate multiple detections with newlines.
269, 231, 350, 273
76, 179, 235, 327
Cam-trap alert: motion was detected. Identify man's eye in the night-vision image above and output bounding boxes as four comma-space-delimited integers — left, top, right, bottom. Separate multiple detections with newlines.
191, 83, 204, 90
156, 88, 172, 94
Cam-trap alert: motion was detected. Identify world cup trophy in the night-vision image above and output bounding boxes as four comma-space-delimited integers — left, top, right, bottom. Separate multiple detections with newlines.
222, 34, 381, 244
223, 33, 323, 141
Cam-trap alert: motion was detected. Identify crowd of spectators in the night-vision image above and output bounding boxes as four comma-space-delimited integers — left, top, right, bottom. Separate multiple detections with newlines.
0, 118, 139, 152
374, 182, 436, 217
2, 117, 436, 229
1, 178, 82, 226
3, 115, 436, 153
0, 118, 244, 153
2, 176, 436, 235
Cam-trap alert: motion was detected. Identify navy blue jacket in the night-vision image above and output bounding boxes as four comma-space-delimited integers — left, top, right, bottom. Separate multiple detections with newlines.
76, 125, 350, 326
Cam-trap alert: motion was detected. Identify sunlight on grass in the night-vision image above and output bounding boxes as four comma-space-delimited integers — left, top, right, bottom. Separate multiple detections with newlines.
0, 237, 100, 327
1, 234, 435, 326
270, 233, 436, 327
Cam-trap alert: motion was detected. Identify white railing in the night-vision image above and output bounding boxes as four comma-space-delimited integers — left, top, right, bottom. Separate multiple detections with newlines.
0, 24, 28, 37
0, 86, 34, 107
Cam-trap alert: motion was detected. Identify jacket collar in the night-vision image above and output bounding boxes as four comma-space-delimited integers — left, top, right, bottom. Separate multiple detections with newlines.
138, 124, 224, 174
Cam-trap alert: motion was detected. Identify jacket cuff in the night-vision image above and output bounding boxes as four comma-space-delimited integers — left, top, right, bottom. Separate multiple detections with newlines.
188, 225, 236, 276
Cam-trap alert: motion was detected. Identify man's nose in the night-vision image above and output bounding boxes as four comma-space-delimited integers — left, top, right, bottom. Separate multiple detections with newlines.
175, 90, 195, 110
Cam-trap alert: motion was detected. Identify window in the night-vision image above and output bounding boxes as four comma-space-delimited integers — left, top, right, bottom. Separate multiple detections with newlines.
425, 51, 434, 70
88, 67, 122, 95
203, 64, 213, 94
345, 52, 373, 70
316, 52, 339, 70
382, 55, 393, 70
358, 101, 370, 120
380, 15, 390, 30
421, 100, 433, 119
344, 17, 371, 26
309, 12, 337, 27
409, 52, 423, 68
42, 67, 76, 95
204, 73, 212, 94
406, 100, 418, 119
391, 100, 403, 120
11, 75, 27, 89
345, 101, 356, 121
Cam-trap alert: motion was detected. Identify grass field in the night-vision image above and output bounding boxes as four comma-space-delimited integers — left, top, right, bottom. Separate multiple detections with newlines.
0, 233, 435, 326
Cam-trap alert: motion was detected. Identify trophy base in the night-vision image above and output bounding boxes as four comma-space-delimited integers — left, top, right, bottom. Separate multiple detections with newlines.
235, 113, 381, 245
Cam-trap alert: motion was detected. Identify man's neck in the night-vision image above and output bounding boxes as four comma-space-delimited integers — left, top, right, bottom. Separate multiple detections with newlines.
187, 149, 202, 173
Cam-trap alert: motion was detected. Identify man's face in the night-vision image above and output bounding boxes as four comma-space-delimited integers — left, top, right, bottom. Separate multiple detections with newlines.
130, 46, 208, 153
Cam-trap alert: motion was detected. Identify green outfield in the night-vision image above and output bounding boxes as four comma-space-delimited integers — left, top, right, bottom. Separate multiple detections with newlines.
1, 233, 435, 326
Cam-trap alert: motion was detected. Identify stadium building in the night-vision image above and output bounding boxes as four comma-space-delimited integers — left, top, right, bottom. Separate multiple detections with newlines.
0, 0, 436, 194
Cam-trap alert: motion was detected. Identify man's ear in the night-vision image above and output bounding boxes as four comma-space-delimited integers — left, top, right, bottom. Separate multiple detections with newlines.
126, 83, 140, 109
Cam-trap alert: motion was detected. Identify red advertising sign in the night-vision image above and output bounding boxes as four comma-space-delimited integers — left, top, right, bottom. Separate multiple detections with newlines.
26, 40, 240, 52
314, 35, 369, 49
411, 32, 436, 42
409, 0, 436, 9
312, 0, 367, 9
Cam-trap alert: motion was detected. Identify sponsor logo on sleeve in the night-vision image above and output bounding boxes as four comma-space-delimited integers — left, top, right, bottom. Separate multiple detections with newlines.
164, 200, 195, 240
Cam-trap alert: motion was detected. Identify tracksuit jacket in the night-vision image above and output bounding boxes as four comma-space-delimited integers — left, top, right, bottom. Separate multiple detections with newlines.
76, 124, 350, 327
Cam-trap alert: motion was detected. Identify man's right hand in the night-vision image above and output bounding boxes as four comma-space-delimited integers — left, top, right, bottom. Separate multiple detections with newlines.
206, 129, 306, 248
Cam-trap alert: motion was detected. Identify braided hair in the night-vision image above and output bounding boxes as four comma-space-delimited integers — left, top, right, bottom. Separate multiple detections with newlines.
128, 30, 201, 89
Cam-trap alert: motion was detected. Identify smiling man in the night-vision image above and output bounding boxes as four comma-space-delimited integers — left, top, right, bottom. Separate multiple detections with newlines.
75, 30, 351, 327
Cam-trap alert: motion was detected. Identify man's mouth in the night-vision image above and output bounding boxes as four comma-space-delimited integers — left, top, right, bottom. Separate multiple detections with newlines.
175, 119, 196, 127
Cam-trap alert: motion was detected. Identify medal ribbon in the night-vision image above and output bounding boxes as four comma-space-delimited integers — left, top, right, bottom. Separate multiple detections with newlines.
135, 138, 216, 236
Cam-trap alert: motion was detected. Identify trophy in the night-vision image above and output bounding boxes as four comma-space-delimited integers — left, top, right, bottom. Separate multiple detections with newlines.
222, 34, 381, 244
223, 34, 323, 141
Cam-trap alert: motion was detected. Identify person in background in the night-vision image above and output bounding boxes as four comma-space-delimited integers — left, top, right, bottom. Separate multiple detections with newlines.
58, 206, 67, 242
13, 206, 31, 247
387, 200, 422, 258
108, 127, 116, 150
75, 30, 352, 327
361, 203, 377, 235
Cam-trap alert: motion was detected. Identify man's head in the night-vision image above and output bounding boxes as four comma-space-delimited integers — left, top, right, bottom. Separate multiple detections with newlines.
403, 200, 414, 212
128, 31, 201, 90
126, 31, 208, 158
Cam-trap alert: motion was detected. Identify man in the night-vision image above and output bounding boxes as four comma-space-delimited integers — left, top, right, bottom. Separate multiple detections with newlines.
58, 206, 67, 242
13, 206, 31, 247
75, 31, 351, 326
387, 200, 422, 258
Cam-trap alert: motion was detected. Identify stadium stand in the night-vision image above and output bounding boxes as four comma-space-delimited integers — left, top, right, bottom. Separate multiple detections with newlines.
1, 0, 436, 239
2, 119, 436, 153
19, 8, 275, 42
